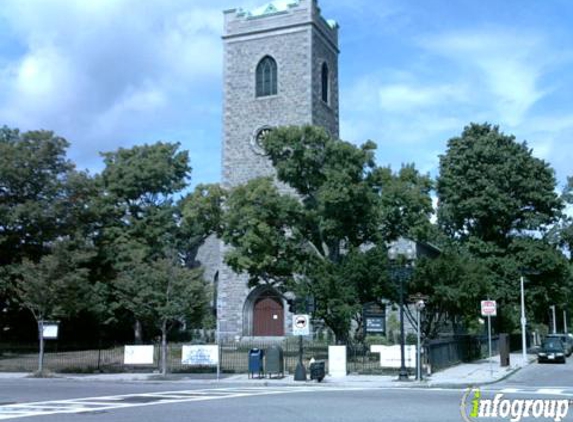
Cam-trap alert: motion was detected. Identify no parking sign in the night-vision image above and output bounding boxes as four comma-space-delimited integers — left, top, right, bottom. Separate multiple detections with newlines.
481, 300, 497, 317
293, 314, 310, 336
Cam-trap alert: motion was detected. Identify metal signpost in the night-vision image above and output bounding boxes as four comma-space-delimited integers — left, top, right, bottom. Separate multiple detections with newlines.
216, 318, 220, 381
481, 300, 497, 376
293, 314, 310, 381
38, 320, 59, 373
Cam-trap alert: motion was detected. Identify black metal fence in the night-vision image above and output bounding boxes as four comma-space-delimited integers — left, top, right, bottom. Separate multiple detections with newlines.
426, 335, 500, 372
0, 335, 498, 375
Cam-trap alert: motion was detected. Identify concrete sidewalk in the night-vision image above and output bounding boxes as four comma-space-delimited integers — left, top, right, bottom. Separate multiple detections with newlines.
0, 352, 534, 388
214, 353, 533, 388
422, 353, 533, 387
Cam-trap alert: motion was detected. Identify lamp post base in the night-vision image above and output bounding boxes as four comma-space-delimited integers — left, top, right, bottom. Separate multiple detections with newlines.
294, 361, 307, 381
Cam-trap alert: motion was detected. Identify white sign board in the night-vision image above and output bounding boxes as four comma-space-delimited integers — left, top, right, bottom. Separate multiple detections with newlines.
181, 345, 219, 366
481, 300, 497, 317
292, 314, 310, 336
370, 345, 416, 368
328, 345, 347, 377
124, 345, 154, 365
42, 323, 59, 340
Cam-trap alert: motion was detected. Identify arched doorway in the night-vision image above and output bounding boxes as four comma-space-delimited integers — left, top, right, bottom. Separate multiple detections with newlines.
253, 296, 284, 336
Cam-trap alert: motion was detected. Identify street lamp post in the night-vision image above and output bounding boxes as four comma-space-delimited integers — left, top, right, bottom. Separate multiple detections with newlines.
398, 270, 408, 380
388, 242, 416, 382
409, 294, 428, 381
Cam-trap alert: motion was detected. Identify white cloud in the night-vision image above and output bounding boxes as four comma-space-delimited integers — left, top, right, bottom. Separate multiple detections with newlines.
378, 83, 466, 112
0, 0, 224, 174
419, 29, 551, 126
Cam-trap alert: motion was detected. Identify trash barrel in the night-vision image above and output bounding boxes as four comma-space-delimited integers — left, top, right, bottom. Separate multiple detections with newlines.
248, 348, 265, 378
499, 333, 510, 367
265, 345, 284, 378
310, 360, 326, 382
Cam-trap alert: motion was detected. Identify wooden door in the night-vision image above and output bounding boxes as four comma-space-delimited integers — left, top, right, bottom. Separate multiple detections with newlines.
253, 297, 284, 336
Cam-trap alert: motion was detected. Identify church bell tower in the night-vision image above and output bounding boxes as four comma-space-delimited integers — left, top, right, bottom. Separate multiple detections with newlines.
218, 0, 339, 339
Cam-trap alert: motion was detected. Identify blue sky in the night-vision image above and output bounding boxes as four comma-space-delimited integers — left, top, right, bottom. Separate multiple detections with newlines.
0, 0, 572, 191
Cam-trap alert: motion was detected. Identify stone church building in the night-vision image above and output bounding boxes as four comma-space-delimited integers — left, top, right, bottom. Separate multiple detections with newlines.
197, 0, 340, 341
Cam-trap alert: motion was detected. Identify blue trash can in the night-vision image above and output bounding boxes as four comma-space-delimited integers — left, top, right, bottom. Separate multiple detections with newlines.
248, 348, 265, 379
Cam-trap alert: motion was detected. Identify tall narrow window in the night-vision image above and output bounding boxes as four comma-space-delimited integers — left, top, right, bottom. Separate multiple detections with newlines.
321, 62, 329, 103
256, 56, 277, 97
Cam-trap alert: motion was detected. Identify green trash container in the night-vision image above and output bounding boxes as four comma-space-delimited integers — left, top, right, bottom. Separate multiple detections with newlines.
265, 345, 284, 378
499, 333, 510, 367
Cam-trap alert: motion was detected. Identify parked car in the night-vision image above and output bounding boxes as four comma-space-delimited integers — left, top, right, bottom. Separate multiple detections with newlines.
546, 334, 573, 356
538, 338, 567, 363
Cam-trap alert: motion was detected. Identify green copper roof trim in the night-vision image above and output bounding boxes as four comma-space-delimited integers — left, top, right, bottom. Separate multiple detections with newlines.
236, 0, 300, 18
234, 1, 337, 29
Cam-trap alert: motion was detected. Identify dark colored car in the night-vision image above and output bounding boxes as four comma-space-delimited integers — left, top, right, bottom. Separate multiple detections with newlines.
546, 334, 573, 356
538, 338, 567, 363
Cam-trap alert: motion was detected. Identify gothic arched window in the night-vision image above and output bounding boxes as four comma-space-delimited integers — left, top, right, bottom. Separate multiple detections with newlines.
256, 56, 277, 97
321, 62, 329, 103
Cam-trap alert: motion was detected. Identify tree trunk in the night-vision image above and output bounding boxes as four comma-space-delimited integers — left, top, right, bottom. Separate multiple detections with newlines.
37, 319, 44, 374
160, 321, 168, 376
134, 319, 143, 344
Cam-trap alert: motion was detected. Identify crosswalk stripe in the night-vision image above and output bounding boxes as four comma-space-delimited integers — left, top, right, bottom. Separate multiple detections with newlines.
0, 386, 355, 421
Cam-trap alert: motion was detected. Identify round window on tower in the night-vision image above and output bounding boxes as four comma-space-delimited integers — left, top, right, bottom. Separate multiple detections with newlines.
250, 126, 273, 155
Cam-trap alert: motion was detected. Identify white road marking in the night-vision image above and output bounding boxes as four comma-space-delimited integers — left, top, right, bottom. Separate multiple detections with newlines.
500, 388, 520, 393
535, 388, 566, 395
481, 387, 573, 397
0, 386, 370, 420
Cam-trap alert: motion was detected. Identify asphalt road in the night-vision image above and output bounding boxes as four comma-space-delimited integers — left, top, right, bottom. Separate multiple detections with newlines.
1, 359, 572, 422
499, 356, 573, 389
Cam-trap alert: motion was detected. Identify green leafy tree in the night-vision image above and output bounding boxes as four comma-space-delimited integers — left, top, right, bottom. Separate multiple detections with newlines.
14, 239, 94, 373
97, 142, 213, 349
437, 123, 567, 332
0, 127, 99, 340
372, 164, 434, 242
179, 183, 226, 267
555, 176, 573, 261
437, 123, 562, 246
222, 126, 433, 342
114, 245, 207, 375
0, 127, 74, 267
409, 247, 491, 338
98, 142, 190, 256
97, 142, 192, 341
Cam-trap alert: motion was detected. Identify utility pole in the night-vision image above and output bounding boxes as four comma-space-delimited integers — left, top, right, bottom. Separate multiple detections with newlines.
520, 276, 527, 363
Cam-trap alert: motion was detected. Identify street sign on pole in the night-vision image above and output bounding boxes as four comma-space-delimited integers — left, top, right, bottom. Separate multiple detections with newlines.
42, 322, 59, 340
293, 314, 310, 336
480, 300, 496, 376
481, 300, 497, 317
